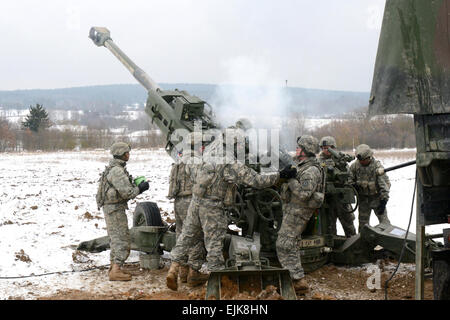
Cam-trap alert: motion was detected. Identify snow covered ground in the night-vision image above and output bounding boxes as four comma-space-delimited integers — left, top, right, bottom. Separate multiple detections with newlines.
0, 148, 445, 299
0, 149, 173, 298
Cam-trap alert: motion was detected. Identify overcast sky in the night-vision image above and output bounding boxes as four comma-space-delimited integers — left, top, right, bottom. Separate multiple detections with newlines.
0, 0, 386, 92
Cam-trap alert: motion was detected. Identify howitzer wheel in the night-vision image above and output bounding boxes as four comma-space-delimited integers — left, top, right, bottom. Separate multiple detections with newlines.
133, 202, 164, 227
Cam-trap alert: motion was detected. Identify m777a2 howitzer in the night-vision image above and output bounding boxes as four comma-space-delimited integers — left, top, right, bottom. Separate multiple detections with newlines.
78, 26, 442, 300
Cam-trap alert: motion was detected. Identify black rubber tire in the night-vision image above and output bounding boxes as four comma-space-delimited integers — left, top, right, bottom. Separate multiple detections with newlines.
133, 202, 164, 227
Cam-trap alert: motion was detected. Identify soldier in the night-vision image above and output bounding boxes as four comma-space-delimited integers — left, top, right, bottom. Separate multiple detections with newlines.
277, 135, 325, 294
350, 144, 391, 233
167, 133, 207, 287
318, 136, 356, 237
166, 130, 294, 291
96, 142, 150, 281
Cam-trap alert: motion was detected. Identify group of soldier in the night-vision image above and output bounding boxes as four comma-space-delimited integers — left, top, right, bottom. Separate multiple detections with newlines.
318, 136, 391, 237
96, 131, 391, 295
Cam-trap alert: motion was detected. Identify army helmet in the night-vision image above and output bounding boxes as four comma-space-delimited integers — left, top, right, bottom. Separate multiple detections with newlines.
320, 136, 337, 148
297, 135, 319, 155
355, 144, 373, 160
110, 142, 131, 156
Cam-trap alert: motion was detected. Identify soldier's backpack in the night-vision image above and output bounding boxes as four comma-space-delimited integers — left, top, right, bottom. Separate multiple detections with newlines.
96, 165, 113, 210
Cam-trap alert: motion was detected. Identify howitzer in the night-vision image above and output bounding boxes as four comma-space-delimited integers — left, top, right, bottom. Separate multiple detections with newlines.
81, 26, 443, 300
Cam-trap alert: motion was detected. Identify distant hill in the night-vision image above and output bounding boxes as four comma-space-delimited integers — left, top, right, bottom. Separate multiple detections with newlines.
0, 84, 369, 116
0, 84, 147, 114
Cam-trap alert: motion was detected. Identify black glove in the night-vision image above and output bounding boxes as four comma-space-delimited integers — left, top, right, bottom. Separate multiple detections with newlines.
376, 199, 388, 215
279, 166, 297, 179
138, 181, 149, 194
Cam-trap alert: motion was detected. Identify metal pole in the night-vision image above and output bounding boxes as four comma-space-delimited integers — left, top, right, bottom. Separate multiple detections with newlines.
384, 160, 416, 173
415, 181, 425, 300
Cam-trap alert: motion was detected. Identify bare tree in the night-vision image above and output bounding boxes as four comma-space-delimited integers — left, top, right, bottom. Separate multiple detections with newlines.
0, 118, 16, 152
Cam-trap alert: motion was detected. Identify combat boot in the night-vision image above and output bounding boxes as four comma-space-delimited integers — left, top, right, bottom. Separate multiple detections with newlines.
109, 263, 132, 281
187, 267, 209, 287
166, 262, 180, 291
293, 278, 309, 294
179, 265, 189, 283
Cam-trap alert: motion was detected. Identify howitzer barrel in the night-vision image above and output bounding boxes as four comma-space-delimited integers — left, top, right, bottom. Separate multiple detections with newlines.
89, 27, 160, 92
383, 160, 416, 173
89, 27, 195, 159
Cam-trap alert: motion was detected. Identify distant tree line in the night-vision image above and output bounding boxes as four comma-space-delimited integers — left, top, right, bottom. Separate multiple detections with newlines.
283, 108, 416, 151
0, 104, 165, 152
61, 110, 152, 131
307, 115, 415, 150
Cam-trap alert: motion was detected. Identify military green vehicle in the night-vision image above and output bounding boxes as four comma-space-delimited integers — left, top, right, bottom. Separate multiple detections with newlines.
369, 0, 449, 300
79, 25, 442, 299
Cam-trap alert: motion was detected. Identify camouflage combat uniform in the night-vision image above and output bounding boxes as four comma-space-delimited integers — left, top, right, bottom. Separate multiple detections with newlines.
100, 158, 140, 265
168, 160, 206, 271
170, 159, 279, 272
350, 157, 391, 232
319, 152, 356, 237
277, 156, 324, 280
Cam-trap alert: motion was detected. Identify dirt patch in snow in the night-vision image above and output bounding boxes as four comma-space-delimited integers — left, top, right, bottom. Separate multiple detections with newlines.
80, 211, 102, 221
302, 263, 433, 300
15, 250, 32, 263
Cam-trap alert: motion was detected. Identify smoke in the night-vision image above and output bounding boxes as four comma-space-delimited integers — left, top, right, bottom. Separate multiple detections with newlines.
207, 56, 297, 163
210, 56, 292, 130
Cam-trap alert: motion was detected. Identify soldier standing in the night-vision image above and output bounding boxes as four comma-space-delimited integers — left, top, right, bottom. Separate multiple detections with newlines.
167, 133, 207, 287
277, 135, 325, 294
318, 136, 356, 237
166, 130, 290, 291
350, 144, 391, 233
96, 142, 149, 281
